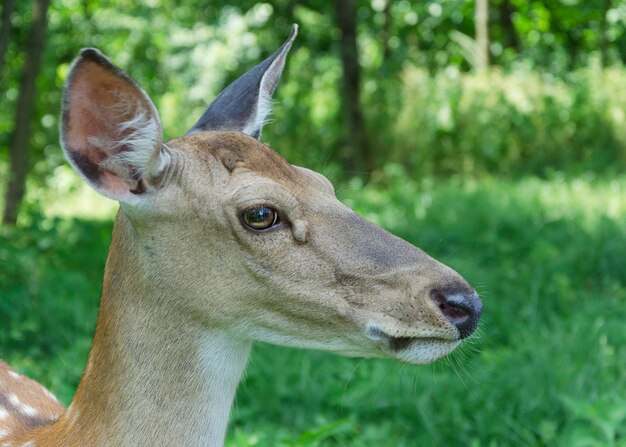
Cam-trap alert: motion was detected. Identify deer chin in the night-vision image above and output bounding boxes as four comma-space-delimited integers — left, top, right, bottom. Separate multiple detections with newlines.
388, 338, 460, 365
364, 323, 461, 365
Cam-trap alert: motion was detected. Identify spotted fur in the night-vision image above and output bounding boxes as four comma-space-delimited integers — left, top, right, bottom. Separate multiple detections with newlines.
0, 362, 63, 445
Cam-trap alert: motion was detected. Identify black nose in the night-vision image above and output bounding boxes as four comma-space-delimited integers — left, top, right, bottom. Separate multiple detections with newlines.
430, 288, 482, 339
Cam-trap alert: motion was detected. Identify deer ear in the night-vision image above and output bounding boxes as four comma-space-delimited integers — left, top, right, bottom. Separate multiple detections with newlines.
187, 24, 298, 139
61, 48, 169, 204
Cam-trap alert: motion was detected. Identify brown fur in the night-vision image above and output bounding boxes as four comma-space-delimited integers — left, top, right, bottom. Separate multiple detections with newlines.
170, 132, 298, 184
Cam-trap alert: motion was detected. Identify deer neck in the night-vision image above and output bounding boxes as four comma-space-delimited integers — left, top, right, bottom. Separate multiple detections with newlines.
44, 212, 251, 447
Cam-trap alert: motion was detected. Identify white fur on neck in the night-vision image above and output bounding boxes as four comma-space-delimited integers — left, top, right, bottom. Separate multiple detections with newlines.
196, 333, 251, 447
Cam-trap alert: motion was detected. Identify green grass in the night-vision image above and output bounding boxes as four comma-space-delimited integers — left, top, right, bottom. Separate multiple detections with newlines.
1, 172, 625, 446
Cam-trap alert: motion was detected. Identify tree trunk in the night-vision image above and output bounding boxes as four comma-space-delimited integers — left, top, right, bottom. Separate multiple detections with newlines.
498, 0, 519, 52
0, 0, 15, 76
3, 0, 50, 226
382, 0, 392, 64
474, 0, 489, 70
600, 0, 611, 67
334, 0, 370, 173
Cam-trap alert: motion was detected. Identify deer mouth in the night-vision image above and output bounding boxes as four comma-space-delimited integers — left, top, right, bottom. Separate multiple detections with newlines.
365, 324, 460, 364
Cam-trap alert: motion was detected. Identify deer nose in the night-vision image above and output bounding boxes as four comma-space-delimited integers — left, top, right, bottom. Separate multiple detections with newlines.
430, 288, 482, 339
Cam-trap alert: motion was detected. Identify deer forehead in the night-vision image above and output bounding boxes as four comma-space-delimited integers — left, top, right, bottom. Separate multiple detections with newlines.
171, 131, 294, 178
168, 131, 328, 199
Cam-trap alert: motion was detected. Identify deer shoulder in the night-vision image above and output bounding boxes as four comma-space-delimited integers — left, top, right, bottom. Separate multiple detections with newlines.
0, 361, 64, 445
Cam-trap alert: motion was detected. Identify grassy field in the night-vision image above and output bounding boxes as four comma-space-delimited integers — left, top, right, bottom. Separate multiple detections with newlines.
1, 170, 625, 446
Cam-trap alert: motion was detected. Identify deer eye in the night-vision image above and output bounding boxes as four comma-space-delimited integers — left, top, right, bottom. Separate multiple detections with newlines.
241, 206, 280, 231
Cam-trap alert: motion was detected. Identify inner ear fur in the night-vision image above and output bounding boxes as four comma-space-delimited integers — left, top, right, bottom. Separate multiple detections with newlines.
61, 48, 166, 203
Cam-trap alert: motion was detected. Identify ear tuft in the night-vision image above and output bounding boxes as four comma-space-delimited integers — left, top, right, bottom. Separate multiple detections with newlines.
61, 48, 167, 203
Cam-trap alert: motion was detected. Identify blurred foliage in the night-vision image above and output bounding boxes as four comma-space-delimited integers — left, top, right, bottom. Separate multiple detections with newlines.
1, 0, 626, 195
383, 64, 626, 176
0, 212, 109, 399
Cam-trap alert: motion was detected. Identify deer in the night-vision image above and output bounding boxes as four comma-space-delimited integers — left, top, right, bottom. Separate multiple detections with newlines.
0, 25, 481, 447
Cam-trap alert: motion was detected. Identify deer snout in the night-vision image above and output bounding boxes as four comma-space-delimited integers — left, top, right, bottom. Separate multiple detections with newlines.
430, 287, 482, 339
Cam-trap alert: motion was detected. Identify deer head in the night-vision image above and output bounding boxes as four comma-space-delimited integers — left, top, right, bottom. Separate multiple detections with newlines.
60, 24, 480, 365
2, 24, 481, 447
